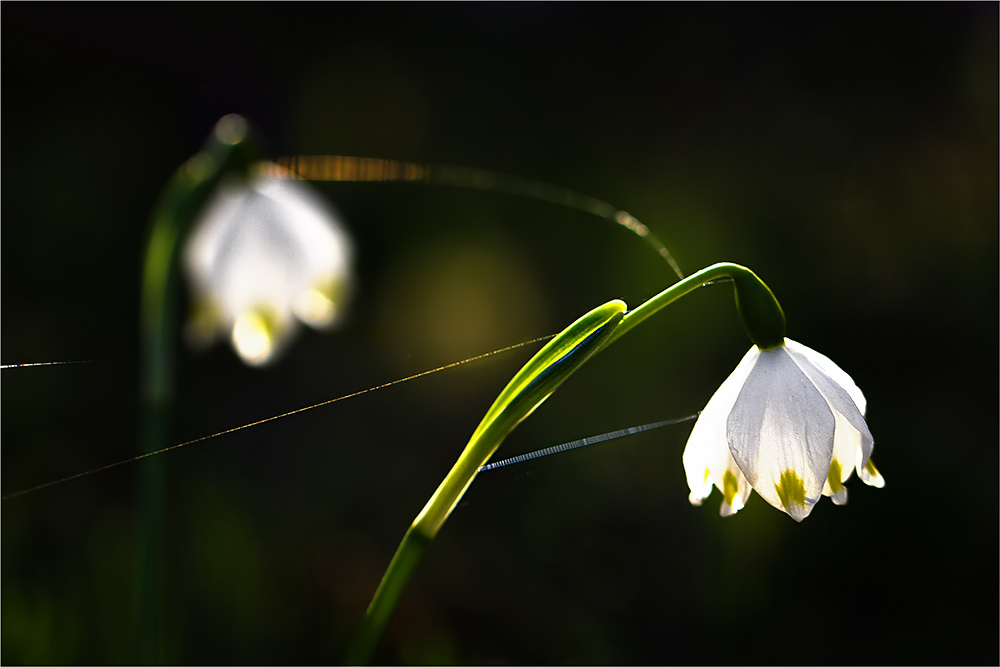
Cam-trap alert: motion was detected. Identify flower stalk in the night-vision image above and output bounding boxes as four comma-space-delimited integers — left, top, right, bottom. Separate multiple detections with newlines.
346, 262, 786, 663
607, 262, 785, 348
345, 299, 626, 664
135, 115, 260, 663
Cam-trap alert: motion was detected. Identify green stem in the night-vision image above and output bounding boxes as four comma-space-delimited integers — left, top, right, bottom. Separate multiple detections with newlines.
346, 262, 785, 664
344, 299, 626, 664
609, 262, 785, 348
134, 116, 259, 663
277, 155, 685, 279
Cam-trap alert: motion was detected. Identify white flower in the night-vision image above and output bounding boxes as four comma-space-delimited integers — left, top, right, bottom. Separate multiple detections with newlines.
183, 164, 353, 366
683, 338, 884, 521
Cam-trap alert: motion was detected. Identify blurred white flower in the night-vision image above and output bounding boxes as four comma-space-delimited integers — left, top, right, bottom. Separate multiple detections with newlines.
683, 338, 884, 521
183, 164, 352, 366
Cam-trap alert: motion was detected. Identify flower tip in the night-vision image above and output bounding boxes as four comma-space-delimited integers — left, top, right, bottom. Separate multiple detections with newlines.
823, 460, 849, 505
780, 496, 818, 521
774, 470, 816, 521
231, 310, 283, 366
718, 496, 745, 517
859, 459, 886, 488
292, 285, 344, 329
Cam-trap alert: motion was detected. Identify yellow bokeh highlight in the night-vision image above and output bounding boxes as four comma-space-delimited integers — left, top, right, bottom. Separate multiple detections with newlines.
231, 310, 277, 366
377, 239, 548, 365
292, 286, 339, 329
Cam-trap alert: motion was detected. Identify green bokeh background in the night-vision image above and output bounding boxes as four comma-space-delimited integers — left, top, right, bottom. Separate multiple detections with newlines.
3, 4, 997, 664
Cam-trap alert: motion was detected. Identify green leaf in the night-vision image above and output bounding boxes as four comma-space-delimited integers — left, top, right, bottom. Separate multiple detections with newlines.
345, 299, 625, 665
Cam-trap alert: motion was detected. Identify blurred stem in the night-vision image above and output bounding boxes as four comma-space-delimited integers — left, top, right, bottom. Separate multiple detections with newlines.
346, 262, 785, 664
135, 115, 258, 663
275, 155, 685, 279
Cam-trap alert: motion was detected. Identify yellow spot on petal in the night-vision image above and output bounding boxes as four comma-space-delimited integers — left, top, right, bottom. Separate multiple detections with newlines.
775, 469, 807, 510
232, 310, 276, 366
703, 468, 711, 483
723, 470, 740, 506
827, 460, 844, 494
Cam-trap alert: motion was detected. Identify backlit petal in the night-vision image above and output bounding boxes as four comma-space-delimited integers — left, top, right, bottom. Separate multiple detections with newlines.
683, 346, 758, 513
784, 339, 874, 472
183, 169, 353, 366
859, 457, 886, 488
253, 175, 353, 290
681, 430, 714, 507
784, 338, 866, 414
821, 413, 859, 505
726, 346, 835, 521
717, 463, 752, 517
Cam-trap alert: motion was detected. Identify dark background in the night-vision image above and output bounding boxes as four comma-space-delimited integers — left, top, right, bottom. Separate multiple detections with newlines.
3, 4, 997, 665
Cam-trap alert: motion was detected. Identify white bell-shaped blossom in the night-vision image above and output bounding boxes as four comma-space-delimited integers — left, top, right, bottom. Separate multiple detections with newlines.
683, 338, 884, 521
183, 164, 352, 366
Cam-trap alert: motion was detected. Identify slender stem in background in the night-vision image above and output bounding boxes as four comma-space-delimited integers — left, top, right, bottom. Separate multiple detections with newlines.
268, 155, 685, 279
135, 115, 258, 663
346, 262, 785, 664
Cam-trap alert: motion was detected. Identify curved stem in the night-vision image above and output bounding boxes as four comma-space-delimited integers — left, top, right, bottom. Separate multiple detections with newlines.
134, 116, 258, 663
344, 299, 626, 664
346, 262, 785, 664
607, 262, 784, 348
271, 155, 685, 279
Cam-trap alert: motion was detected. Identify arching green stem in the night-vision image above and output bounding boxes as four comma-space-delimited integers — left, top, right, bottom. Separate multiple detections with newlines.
609, 262, 785, 349
346, 262, 785, 664
135, 115, 260, 663
274, 154, 685, 279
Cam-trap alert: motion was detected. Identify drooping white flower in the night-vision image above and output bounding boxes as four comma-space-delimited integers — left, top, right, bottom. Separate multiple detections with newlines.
683, 338, 884, 521
183, 164, 352, 366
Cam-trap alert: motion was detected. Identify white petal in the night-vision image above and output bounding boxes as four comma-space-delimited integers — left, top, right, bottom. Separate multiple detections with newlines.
292, 286, 340, 329
231, 307, 296, 367
183, 170, 353, 366
784, 339, 866, 414
859, 457, 886, 488
821, 412, 858, 505
683, 346, 758, 513
727, 346, 835, 521
681, 429, 714, 506
184, 178, 247, 297
717, 461, 752, 517
784, 339, 874, 473
253, 174, 353, 287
